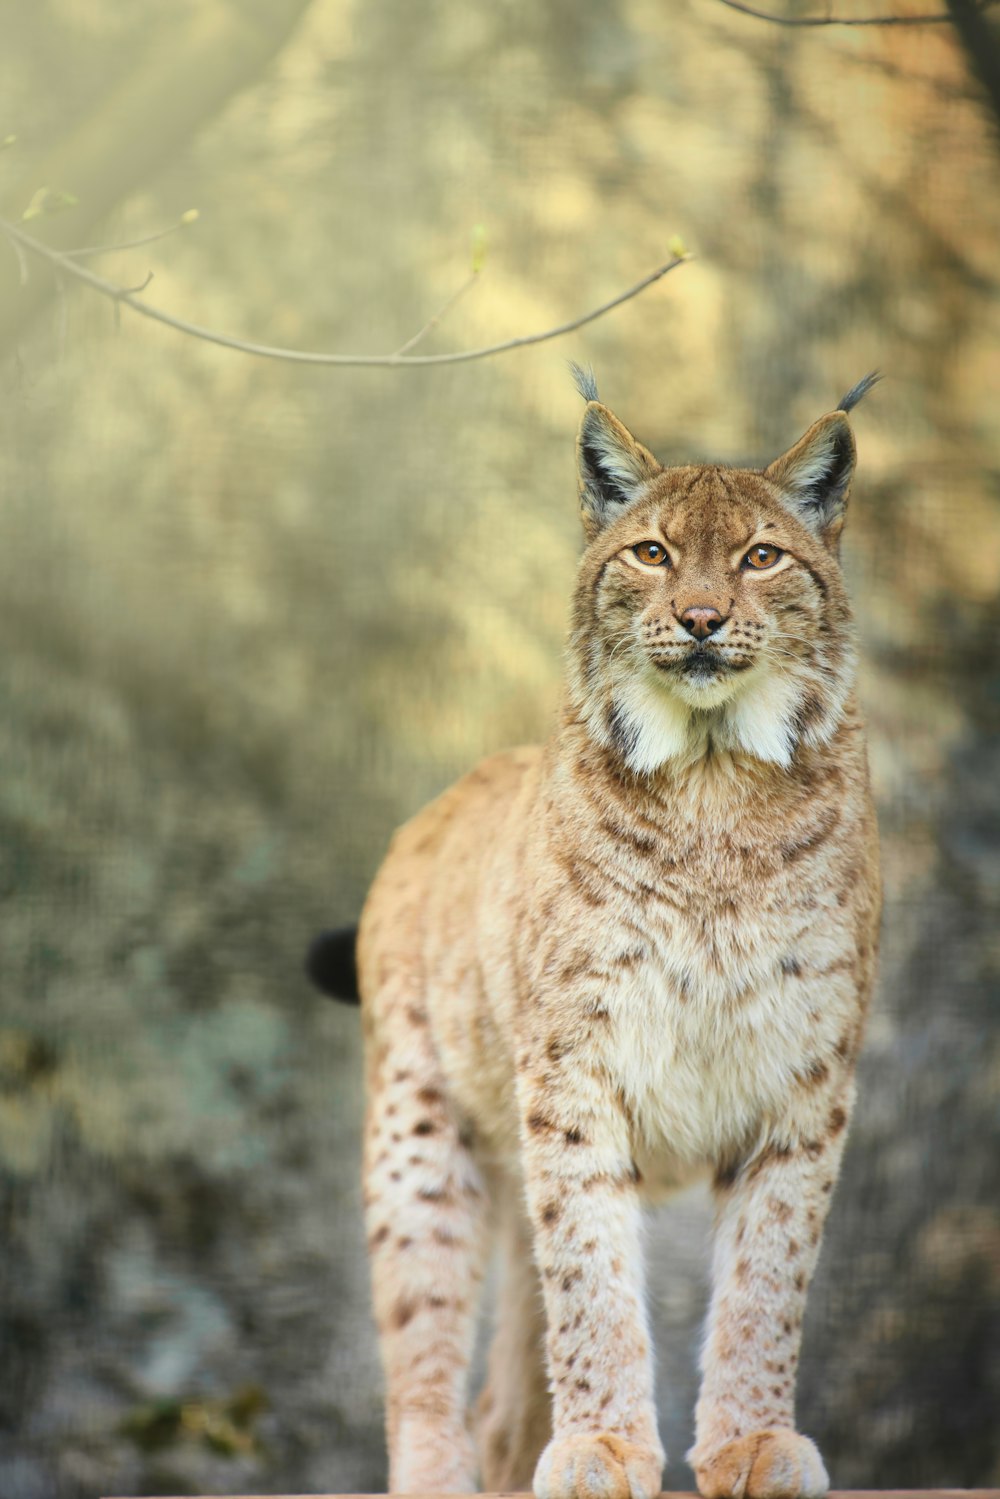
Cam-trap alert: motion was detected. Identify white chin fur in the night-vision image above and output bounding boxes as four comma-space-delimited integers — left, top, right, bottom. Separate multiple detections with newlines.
716, 668, 802, 767
614, 670, 700, 774
669, 671, 742, 711
612, 661, 806, 774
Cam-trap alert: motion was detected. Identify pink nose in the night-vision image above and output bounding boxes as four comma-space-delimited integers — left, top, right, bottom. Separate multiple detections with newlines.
678, 606, 725, 641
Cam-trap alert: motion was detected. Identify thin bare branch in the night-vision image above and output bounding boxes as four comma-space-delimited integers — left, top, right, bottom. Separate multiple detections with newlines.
716, 0, 997, 24
0, 217, 688, 369
4, 232, 29, 288
392, 270, 480, 356
62, 213, 199, 260
121, 270, 155, 297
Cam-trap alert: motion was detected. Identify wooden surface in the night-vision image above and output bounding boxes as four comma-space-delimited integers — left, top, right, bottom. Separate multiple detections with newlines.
102, 1490, 1000, 1498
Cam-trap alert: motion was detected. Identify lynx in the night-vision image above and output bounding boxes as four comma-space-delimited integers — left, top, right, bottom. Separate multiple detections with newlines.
309, 371, 881, 1499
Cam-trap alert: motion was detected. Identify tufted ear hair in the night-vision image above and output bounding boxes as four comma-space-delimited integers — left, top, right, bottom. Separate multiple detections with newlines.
576, 397, 661, 540
766, 373, 879, 544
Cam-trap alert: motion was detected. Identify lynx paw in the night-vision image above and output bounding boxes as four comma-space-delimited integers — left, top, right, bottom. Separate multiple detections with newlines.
534, 1432, 664, 1499
691, 1428, 829, 1499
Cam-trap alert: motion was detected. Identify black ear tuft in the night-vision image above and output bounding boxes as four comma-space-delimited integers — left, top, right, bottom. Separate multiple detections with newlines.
305, 926, 360, 1004
569, 362, 600, 403
838, 370, 881, 414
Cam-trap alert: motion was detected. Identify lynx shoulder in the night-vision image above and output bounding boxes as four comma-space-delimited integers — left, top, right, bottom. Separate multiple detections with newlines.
327, 373, 881, 1499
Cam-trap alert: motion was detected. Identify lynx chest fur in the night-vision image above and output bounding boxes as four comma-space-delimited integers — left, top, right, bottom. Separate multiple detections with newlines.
346, 371, 881, 1499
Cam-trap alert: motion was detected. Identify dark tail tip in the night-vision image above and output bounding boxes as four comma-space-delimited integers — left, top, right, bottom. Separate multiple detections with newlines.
305, 926, 360, 1004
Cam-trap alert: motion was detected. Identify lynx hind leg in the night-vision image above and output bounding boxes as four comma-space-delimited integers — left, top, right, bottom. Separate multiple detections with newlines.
476, 1193, 553, 1489
363, 990, 488, 1493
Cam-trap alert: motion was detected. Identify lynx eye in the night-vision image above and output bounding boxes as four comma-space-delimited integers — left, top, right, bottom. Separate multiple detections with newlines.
744, 543, 783, 571
632, 541, 670, 567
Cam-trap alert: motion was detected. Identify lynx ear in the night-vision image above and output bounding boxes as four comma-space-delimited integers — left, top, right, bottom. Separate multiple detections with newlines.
765, 411, 857, 542
577, 402, 660, 539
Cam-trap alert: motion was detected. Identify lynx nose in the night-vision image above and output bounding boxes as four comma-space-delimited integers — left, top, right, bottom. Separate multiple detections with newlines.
678, 605, 725, 640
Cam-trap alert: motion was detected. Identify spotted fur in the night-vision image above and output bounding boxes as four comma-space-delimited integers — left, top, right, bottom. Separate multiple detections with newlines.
355, 379, 881, 1499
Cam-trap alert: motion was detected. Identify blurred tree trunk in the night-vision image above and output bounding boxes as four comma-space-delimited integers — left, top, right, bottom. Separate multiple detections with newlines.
0, 0, 315, 353
947, 0, 1000, 139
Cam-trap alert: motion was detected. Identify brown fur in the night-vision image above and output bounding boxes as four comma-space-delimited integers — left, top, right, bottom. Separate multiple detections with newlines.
355, 380, 881, 1499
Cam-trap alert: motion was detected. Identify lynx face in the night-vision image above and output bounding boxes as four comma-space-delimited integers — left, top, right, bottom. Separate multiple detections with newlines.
568, 386, 867, 773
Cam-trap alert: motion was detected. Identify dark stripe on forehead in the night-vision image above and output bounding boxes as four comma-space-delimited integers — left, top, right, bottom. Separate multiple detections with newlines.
648, 467, 704, 516
686, 466, 748, 524
688, 466, 722, 499
677, 467, 706, 499
717, 468, 738, 502
654, 467, 717, 531
713, 468, 759, 519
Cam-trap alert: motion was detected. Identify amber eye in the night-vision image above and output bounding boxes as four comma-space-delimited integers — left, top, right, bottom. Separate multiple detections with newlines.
744, 543, 783, 570
632, 541, 670, 567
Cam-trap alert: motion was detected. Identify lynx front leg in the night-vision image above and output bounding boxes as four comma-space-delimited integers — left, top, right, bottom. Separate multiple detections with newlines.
517, 1071, 664, 1499
690, 1086, 855, 1499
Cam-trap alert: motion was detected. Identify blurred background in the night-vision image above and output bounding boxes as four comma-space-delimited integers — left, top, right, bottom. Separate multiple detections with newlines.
0, 1, 998, 1495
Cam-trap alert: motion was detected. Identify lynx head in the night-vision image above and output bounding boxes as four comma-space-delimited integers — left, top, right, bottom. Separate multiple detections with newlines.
566, 368, 879, 774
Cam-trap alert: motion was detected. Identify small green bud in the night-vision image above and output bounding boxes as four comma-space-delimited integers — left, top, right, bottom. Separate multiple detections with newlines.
22, 186, 79, 220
